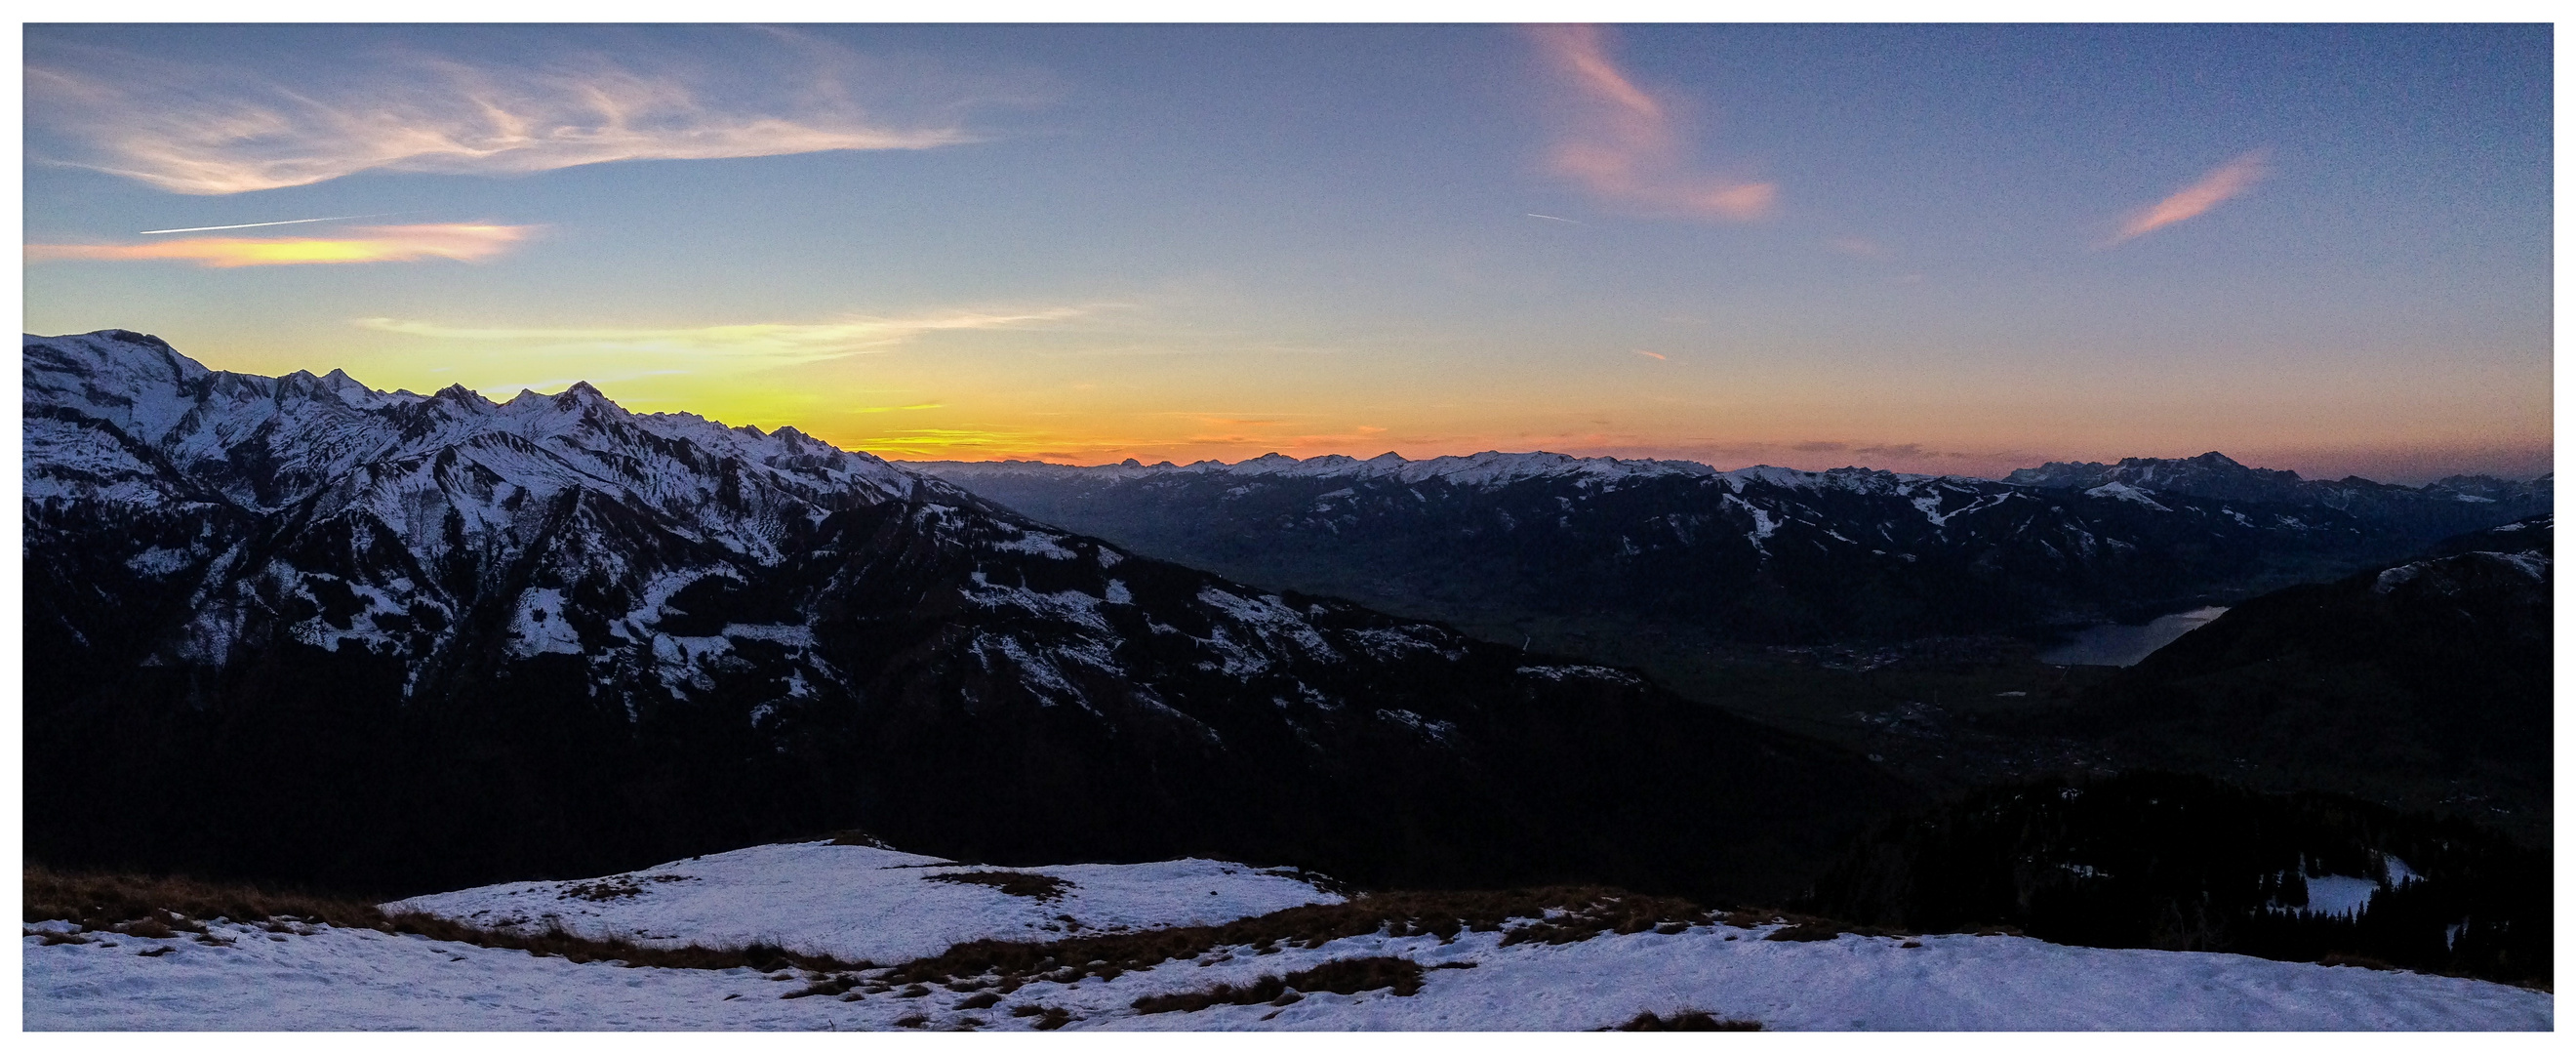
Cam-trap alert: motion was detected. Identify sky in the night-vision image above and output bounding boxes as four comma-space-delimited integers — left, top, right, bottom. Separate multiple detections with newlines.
21, 23, 2554, 482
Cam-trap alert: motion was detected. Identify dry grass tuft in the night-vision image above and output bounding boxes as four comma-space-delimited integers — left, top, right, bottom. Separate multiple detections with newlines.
1132, 974, 1290, 1014
1020, 1005, 1074, 1030
558, 874, 691, 903
1610, 1010, 1762, 1031
26, 864, 371, 933
877, 886, 1717, 992
922, 871, 1073, 903
1131, 955, 1432, 1014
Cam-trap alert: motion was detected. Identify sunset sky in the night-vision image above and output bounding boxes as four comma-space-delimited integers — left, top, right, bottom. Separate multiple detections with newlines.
22, 23, 2553, 482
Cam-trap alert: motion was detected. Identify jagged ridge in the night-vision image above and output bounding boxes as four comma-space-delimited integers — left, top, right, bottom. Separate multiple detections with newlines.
22, 330, 1909, 902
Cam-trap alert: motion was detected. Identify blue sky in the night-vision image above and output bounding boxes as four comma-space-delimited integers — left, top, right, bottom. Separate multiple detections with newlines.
22, 22, 2553, 480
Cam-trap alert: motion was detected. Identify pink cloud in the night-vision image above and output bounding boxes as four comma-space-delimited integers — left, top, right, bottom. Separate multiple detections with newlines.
1527, 24, 1774, 222
2108, 149, 2271, 245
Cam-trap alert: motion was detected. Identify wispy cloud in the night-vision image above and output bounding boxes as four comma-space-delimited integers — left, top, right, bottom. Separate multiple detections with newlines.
353, 307, 1090, 386
1633, 349, 1668, 360
26, 223, 534, 267
26, 33, 986, 194
1526, 24, 1774, 222
2107, 149, 2271, 246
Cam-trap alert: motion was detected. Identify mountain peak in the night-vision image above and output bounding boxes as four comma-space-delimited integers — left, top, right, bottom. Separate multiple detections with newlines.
2007, 452, 2309, 500
23, 331, 923, 516
97, 328, 176, 351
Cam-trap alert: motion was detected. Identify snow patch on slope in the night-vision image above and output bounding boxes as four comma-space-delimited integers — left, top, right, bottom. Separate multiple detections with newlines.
388, 840, 1342, 965
2085, 481, 2173, 511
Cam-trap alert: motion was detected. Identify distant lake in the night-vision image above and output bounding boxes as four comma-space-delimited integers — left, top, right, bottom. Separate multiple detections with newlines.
2038, 606, 2230, 667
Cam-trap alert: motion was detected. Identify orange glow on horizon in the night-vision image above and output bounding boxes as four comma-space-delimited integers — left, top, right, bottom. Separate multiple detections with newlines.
804, 421, 2552, 487
136, 313, 2550, 488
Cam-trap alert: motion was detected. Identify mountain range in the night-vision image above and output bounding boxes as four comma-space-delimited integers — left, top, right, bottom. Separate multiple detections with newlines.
22, 330, 1907, 900
909, 450, 2546, 652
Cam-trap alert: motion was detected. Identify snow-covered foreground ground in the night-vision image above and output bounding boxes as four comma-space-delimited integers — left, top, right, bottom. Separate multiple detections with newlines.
387, 840, 1340, 964
24, 913, 2549, 1031
24, 840, 2552, 1031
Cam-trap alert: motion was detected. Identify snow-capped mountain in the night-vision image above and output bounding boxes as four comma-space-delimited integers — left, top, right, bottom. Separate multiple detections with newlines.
2005, 451, 2548, 512
924, 449, 1728, 489
907, 450, 2547, 648
22, 330, 1906, 900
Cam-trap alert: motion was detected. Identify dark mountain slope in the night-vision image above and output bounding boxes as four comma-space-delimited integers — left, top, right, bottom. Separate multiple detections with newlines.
22, 330, 1909, 901
1803, 772, 2550, 988
2028, 515, 2552, 844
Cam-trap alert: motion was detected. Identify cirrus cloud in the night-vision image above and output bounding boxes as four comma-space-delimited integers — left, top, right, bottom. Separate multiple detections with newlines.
25, 32, 986, 195
25, 223, 536, 267
2106, 149, 2272, 246
352, 306, 1094, 384
1526, 24, 1775, 222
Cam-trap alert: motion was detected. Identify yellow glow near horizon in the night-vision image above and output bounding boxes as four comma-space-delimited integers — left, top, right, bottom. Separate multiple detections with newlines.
26, 223, 536, 267
132, 299, 2549, 479
107, 309, 2551, 485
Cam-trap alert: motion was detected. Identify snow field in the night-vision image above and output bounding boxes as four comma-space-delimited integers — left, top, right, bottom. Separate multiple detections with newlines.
26, 912, 2549, 1031
386, 840, 1345, 965
20, 832, 2554, 1032
1107, 924, 2551, 1032
25, 918, 863, 1031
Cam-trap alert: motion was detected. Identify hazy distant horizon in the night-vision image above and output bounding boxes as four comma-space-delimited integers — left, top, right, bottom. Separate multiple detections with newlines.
888, 445, 2552, 488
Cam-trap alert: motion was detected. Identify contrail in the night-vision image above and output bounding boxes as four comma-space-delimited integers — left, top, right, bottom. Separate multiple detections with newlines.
138, 214, 391, 235
1526, 213, 1583, 223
